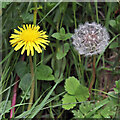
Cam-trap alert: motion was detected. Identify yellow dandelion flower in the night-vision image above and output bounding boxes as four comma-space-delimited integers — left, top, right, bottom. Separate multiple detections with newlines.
9, 24, 49, 56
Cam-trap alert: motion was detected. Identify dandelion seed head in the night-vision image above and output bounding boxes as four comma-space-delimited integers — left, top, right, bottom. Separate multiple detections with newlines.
72, 22, 110, 56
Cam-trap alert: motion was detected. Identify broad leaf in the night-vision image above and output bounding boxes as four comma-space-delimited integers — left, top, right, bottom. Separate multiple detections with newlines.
15, 61, 28, 78
109, 42, 119, 49
75, 85, 89, 102
36, 64, 55, 81
19, 73, 31, 92
52, 27, 72, 41
56, 43, 70, 60
65, 76, 80, 95
62, 93, 76, 110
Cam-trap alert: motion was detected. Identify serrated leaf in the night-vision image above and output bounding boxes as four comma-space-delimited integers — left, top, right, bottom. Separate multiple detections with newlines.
75, 85, 89, 102
62, 94, 76, 110
72, 110, 84, 118
79, 102, 93, 115
65, 76, 80, 95
56, 43, 70, 60
15, 61, 28, 78
36, 64, 55, 81
100, 106, 112, 118
19, 73, 31, 92
93, 114, 102, 118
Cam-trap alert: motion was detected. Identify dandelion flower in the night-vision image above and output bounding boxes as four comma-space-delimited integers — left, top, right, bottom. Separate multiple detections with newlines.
10, 24, 49, 56
72, 22, 110, 56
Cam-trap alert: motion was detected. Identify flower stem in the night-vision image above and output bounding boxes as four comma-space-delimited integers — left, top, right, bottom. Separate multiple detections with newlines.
27, 2, 37, 111
27, 55, 34, 110
89, 55, 96, 94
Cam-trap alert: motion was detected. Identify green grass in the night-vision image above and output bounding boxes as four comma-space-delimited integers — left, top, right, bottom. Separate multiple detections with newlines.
1, 2, 120, 119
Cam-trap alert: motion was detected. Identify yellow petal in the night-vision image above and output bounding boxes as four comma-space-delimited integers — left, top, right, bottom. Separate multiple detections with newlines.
36, 44, 42, 53
14, 41, 25, 51
14, 29, 21, 34
21, 44, 26, 55
32, 42, 40, 53
10, 34, 19, 39
23, 25, 26, 30
26, 43, 30, 56
26, 24, 29, 29
36, 26, 40, 31
18, 26, 24, 32
32, 24, 34, 29
29, 42, 34, 56
29, 24, 31, 28
39, 43, 46, 49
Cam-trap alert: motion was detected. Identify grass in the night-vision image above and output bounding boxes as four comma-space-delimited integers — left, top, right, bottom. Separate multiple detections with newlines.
1, 1, 120, 119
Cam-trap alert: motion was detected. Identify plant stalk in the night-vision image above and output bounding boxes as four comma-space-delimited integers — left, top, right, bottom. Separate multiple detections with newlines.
89, 55, 96, 94
27, 2, 37, 111
27, 55, 35, 110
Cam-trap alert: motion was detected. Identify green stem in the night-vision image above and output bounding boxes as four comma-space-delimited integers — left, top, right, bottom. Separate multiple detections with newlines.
95, 1, 99, 24
33, 2, 37, 25
89, 55, 96, 94
27, 2, 37, 111
27, 56, 35, 110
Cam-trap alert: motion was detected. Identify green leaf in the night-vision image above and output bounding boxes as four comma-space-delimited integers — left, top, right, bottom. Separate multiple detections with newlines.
108, 92, 119, 105
65, 76, 80, 95
19, 73, 31, 92
75, 85, 89, 102
21, 13, 33, 23
79, 102, 93, 116
15, 61, 28, 78
2, 2, 11, 8
115, 80, 120, 93
51, 33, 62, 40
36, 64, 55, 81
109, 20, 116, 28
100, 106, 112, 118
86, 98, 109, 118
60, 27, 65, 34
62, 93, 76, 110
56, 43, 70, 60
116, 15, 120, 23
64, 33, 72, 40
72, 110, 84, 118
0, 101, 11, 113
109, 42, 119, 49
51, 28, 72, 41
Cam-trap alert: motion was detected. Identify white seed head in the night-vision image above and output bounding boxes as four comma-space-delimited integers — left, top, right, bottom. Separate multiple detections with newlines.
72, 22, 110, 56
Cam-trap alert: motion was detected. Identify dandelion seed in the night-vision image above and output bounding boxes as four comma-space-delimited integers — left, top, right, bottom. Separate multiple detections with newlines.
10, 24, 49, 56
72, 22, 110, 56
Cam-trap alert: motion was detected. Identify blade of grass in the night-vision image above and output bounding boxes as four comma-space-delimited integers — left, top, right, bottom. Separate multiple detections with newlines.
28, 81, 59, 118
